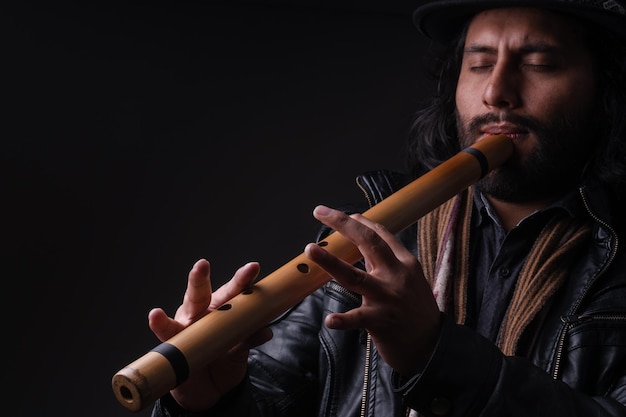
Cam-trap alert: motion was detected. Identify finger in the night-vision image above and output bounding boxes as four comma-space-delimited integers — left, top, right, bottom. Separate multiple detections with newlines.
324, 307, 376, 331
177, 259, 213, 322
349, 213, 416, 263
305, 242, 373, 295
314, 206, 419, 275
148, 307, 185, 342
313, 205, 396, 262
210, 262, 261, 310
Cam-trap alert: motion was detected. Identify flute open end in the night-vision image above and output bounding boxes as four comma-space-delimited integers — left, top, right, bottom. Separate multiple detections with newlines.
112, 351, 178, 412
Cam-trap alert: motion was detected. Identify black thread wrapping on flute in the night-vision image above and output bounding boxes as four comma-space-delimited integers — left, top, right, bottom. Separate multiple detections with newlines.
462, 147, 489, 179
151, 343, 190, 386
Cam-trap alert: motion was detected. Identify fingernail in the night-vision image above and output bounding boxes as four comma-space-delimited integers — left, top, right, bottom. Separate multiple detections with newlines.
314, 205, 332, 217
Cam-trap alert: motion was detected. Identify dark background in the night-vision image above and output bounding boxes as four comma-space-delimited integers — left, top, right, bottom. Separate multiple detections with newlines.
3, 2, 436, 416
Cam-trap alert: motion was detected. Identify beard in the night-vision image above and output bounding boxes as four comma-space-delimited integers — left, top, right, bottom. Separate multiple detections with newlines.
456, 112, 595, 203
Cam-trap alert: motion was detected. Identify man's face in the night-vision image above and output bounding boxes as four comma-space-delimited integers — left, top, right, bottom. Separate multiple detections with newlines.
455, 7, 598, 203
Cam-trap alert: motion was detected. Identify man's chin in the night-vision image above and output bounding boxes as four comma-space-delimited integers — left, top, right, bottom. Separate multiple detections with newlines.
476, 177, 574, 204
476, 171, 540, 203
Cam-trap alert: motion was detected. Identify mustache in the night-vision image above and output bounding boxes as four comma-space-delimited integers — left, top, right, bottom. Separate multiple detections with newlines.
466, 113, 544, 135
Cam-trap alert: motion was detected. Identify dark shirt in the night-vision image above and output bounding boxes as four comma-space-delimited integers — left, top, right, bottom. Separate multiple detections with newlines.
467, 190, 583, 343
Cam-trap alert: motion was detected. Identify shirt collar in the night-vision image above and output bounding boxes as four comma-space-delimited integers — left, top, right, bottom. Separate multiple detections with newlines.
473, 187, 583, 230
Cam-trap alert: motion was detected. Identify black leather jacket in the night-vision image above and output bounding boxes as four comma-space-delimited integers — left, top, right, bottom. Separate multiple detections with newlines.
154, 169, 626, 417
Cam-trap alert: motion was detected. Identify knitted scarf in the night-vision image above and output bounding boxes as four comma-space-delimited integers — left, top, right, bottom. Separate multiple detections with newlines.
417, 187, 592, 356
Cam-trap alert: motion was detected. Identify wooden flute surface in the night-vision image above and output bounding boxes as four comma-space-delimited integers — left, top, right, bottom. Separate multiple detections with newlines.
112, 134, 513, 412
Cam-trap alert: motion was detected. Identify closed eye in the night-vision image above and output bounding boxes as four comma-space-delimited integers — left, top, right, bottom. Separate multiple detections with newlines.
521, 63, 557, 72
470, 64, 494, 72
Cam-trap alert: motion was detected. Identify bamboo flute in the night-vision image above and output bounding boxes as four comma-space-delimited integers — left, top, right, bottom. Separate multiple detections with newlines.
112, 134, 513, 412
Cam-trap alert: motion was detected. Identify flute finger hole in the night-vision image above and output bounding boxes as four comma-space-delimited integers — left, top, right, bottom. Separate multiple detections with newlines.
217, 304, 232, 311
242, 289, 253, 295
297, 263, 310, 273
318, 241, 329, 247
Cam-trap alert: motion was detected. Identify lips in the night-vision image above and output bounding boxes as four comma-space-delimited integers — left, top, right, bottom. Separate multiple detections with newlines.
480, 123, 529, 140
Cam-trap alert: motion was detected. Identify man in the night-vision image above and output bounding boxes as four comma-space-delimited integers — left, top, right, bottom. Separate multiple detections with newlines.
149, 1, 626, 416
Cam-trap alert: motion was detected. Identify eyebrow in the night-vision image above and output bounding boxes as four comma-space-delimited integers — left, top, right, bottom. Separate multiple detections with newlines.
464, 42, 561, 55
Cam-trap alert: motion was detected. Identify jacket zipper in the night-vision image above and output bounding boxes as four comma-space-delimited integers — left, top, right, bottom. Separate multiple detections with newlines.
355, 177, 375, 210
356, 176, 374, 417
326, 280, 361, 303
551, 188, 619, 379
325, 280, 370, 416
555, 314, 626, 378
360, 334, 372, 417
554, 314, 592, 379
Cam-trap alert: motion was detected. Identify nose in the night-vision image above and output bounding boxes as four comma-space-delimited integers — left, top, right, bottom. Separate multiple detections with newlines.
482, 64, 521, 110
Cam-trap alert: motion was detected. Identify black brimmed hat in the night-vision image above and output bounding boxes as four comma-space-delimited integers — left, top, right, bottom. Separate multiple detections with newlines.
413, 0, 626, 43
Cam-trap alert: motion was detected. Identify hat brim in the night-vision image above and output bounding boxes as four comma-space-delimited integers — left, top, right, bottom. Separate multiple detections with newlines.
413, 0, 626, 43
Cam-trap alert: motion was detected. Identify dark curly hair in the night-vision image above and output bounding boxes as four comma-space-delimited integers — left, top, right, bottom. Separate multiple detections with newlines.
405, 20, 626, 200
